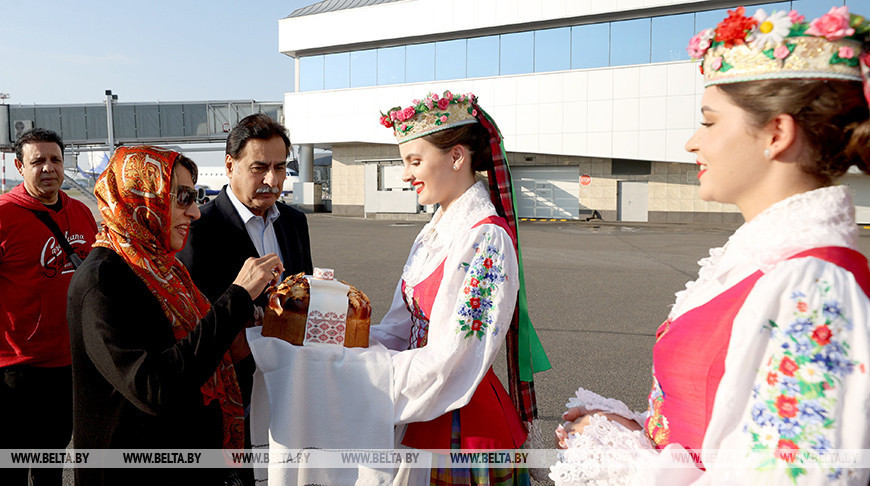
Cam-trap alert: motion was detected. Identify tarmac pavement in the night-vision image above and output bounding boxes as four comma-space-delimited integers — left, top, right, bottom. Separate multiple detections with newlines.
56, 195, 870, 484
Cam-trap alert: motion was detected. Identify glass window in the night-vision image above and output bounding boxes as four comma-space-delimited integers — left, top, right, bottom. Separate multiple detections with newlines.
651, 14, 693, 62
406, 43, 435, 83
611, 18, 651, 66
377, 46, 405, 86
752, 2, 792, 13
846, 0, 870, 13
500, 31, 534, 75
435, 39, 466, 80
571, 23, 610, 69
299, 55, 324, 92
694, 8, 731, 32
350, 49, 377, 88
135, 105, 160, 138
467, 35, 499, 78
60, 106, 87, 140
535, 27, 570, 72
324, 52, 350, 90
791, 0, 843, 19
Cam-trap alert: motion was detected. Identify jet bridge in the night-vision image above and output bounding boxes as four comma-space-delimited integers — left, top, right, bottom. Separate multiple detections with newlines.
0, 93, 282, 152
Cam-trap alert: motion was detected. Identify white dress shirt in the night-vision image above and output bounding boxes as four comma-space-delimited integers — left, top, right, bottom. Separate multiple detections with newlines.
226, 186, 284, 263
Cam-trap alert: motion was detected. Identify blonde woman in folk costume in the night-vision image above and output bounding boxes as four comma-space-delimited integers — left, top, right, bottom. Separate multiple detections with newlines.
551, 5, 870, 485
373, 91, 550, 485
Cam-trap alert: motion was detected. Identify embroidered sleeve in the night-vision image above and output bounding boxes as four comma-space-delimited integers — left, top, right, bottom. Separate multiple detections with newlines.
700, 259, 870, 485
455, 230, 508, 340
744, 276, 866, 482
389, 225, 518, 425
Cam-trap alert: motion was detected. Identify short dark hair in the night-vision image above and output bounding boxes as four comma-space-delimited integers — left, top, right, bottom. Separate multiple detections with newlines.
14, 128, 64, 162
172, 154, 199, 184
225, 114, 291, 159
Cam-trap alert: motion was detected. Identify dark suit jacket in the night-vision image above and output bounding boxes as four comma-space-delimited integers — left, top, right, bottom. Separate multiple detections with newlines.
177, 187, 313, 418
178, 187, 314, 306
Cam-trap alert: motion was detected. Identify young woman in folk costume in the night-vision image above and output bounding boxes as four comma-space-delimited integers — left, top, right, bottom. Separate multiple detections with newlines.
372, 91, 551, 485
551, 6, 870, 485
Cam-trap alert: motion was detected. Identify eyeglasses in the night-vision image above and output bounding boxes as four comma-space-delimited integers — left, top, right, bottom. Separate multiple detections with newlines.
170, 185, 198, 209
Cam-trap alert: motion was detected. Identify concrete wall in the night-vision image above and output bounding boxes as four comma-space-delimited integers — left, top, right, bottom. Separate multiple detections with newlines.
283, 63, 703, 165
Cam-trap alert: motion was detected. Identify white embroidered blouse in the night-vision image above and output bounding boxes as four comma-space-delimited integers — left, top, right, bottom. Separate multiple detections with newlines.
551, 186, 870, 485
371, 181, 519, 425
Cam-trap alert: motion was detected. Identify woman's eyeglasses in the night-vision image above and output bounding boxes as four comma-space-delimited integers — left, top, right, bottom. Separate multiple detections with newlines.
171, 185, 198, 209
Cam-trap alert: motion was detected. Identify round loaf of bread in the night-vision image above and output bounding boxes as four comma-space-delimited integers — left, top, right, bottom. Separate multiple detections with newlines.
261, 272, 371, 348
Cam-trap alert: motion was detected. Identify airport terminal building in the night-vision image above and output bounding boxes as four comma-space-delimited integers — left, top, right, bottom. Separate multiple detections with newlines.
280, 0, 870, 222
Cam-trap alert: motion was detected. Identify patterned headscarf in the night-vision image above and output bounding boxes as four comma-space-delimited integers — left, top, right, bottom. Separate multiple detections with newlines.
93, 145, 244, 449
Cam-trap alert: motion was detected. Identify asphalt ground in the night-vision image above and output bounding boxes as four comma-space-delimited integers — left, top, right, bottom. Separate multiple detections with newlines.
57, 190, 870, 484
306, 214, 870, 460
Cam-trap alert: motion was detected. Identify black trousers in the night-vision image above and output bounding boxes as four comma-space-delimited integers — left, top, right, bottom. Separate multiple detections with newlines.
0, 364, 73, 486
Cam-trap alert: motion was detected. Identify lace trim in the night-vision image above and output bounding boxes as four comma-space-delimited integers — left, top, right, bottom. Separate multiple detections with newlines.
565, 387, 647, 424
671, 185, 857, 317
549, 414, 657, 486
402, 181, 496, 289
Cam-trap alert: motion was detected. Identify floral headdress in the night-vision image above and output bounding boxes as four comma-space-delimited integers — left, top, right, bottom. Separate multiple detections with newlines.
379, 90, 479, 144
688, 5, 870, 100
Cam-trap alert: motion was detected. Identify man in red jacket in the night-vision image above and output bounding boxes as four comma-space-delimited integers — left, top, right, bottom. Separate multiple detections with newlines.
0, 128, 97, 485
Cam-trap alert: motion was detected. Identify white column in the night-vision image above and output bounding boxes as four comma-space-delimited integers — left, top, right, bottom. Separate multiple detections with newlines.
299, 144, 314, 183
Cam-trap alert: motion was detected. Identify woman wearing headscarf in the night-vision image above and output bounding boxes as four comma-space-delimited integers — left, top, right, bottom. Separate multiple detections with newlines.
67, 146, 282, 485
551, 5, 870, 485
373, 91, 551, 485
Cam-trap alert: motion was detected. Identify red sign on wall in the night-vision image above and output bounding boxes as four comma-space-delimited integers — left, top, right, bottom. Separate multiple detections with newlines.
580, 174, 592, 186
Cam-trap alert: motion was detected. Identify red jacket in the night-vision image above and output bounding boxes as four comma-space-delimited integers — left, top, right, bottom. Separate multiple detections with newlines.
0, 184, 98, 367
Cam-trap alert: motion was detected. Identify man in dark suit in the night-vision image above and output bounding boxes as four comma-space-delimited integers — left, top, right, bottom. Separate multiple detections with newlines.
178, 114, 313, 484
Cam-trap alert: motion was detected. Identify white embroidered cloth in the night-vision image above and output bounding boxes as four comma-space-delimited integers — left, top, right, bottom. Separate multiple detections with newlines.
303, 276, 350, 345
248, 328, 395, 485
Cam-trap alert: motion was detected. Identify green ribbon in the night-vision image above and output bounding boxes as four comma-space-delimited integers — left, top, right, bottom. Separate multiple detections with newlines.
502, 144, 552, 381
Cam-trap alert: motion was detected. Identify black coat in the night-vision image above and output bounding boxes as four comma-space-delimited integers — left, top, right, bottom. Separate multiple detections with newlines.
66, 247, 254, 485
177, 187, 314, 306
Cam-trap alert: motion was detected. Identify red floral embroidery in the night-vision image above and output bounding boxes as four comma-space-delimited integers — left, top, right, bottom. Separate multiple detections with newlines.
797, 301, 808, 312
471, 320, 482, 331
470, 277, 479, 287
470, 297, 481, 309
715, 6, 757, 47
766, 372, 778, 385
775, 395, 799, 418
483, 258, 493, 269
779, 356, 799, 376
775, 439, 800, 463
812, 325, 832, 345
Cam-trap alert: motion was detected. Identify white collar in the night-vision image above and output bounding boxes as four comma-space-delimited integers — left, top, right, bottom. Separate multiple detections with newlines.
422, 181, 495, 247
402, 181, 496, 287
672, 185, 858, 316
226, 185, 280, 224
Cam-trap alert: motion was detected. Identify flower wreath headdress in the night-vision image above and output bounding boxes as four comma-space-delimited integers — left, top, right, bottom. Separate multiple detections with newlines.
688, 6, 870, 103
379, 90, 479, 144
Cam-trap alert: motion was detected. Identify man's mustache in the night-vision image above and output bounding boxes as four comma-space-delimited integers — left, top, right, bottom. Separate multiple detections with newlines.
256, 186, 281, 194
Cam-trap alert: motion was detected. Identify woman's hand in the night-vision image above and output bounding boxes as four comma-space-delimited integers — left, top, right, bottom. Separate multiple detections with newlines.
555, 406, 643, 449
232, 254, 284, 301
